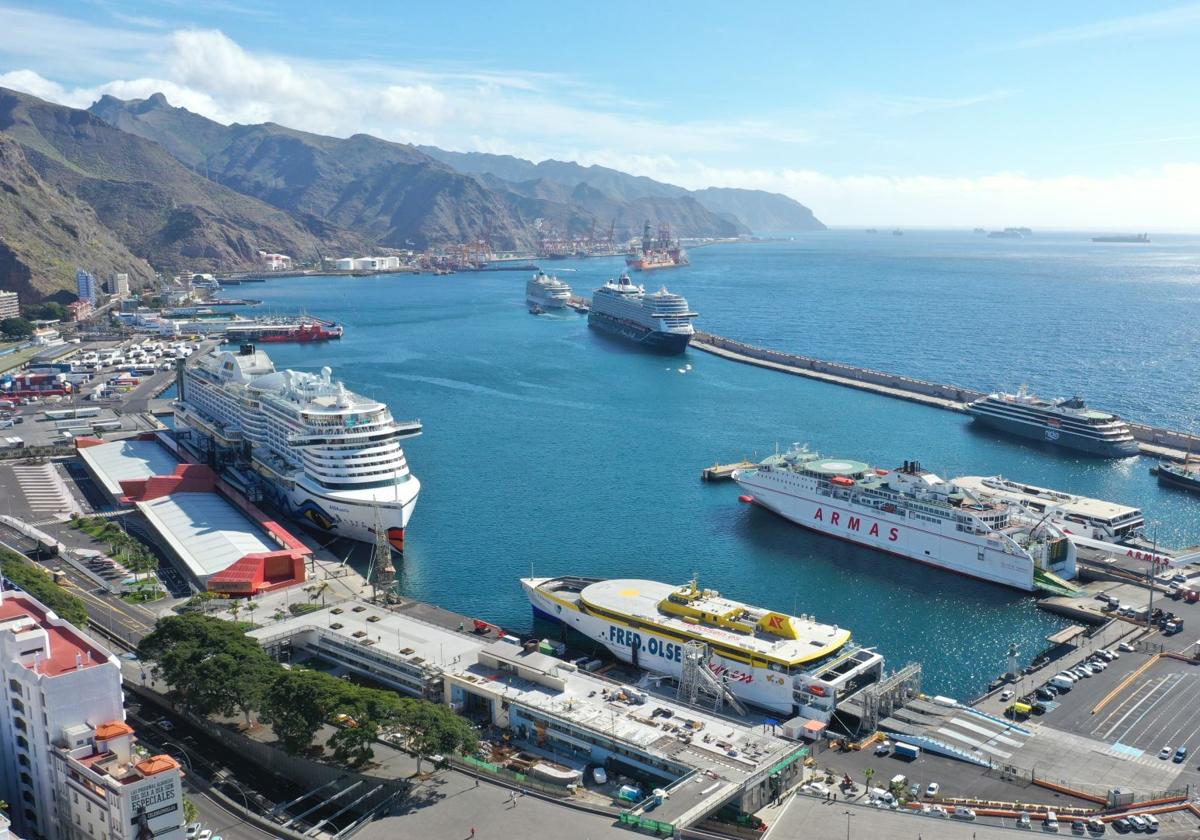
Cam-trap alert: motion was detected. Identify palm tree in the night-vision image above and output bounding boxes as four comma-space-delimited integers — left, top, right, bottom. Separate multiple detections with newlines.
311, 581, 331, 606
244, 602, 259, 628
273, 608, 287, 623
228, 601, 241, 622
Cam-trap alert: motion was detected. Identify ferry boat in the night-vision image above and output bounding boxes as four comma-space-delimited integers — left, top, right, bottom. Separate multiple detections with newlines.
174, 344, 421, 551
953, 475, 1144, 543
732, 448, 1077, 592
1092, 233, 1149, 244
966, 386, 1139, 458
521, 576, 884, 719
224, 318, 343, 343
525, 271, 572, 311
1153, 461, 1200, 494
588, 274, 696, 353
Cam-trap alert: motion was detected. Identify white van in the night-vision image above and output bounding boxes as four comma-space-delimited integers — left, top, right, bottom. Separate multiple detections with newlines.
1043, 811, 1059, 832
1050, 674, 1075, 690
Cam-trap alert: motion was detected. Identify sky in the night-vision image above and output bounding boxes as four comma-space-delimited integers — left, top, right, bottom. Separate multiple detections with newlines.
1, 1, 1198, 229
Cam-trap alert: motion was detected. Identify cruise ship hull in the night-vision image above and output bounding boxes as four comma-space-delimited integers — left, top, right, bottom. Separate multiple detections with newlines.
264, 475, 419, 552
733, 474, 1037, 591
526, 295, 569, 310
521, 579, 799, 714
587, 310, 692, 354
967, 411, 1140, 458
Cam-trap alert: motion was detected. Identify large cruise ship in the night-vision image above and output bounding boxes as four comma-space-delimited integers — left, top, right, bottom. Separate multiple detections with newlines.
174, 345, 421, 551
587, 274, 696, 353
525, 271, 572, 311
521, 576, 884, 719
966, 386, 1139, 458
732, 448, 1077, 592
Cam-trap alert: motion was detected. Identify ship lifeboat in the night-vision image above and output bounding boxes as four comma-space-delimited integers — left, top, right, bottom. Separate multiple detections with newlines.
831, 475, 855, 487
882, 503, 897, 514
808, 685, 827, 697
875, 469, 889, 476
738, 495, 755, 504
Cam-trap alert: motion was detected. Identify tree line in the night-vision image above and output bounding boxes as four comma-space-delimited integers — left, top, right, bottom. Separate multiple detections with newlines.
137, 614, 477, 769
0, 546, 89, 626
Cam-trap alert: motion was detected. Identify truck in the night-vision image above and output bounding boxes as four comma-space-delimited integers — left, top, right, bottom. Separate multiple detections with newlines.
893, 742, 921, 760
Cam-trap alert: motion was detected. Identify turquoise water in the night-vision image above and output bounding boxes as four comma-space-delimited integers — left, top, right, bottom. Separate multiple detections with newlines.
235, 231, 1200, 700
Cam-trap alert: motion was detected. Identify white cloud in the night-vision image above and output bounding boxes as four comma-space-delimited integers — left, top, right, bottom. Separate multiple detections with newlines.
994, 3, 1200, 51
1, 10, 1198, 229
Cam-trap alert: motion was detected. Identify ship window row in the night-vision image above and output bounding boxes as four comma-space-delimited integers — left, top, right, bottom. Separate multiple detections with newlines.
308, 464, 404, 480
315, 476, 410, 491
304, 454, 405, 471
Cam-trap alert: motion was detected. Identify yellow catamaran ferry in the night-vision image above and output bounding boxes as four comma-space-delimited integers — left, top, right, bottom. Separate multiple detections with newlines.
521, 576, 884, 719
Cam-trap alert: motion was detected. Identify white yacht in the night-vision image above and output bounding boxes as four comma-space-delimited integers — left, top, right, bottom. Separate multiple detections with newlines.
174, 345, 420, 551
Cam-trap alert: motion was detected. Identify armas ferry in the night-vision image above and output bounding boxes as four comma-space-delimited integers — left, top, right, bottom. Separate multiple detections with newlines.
522, 576, 884, 720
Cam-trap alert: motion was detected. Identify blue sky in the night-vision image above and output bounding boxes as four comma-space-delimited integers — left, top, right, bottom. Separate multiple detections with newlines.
1, 1, 1198, 228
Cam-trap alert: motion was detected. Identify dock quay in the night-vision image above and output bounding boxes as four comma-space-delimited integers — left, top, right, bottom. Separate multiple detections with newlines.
701, 460, 757, 481
689, 331, 1200, 460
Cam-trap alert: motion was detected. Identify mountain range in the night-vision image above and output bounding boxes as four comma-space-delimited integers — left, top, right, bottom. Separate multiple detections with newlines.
0, 87, 823, 302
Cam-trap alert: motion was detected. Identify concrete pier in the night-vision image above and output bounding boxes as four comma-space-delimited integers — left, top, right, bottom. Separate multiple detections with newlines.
689, 331, 1199, 460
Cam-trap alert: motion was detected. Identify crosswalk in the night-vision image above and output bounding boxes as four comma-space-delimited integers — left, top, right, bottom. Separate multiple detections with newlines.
11, 463, 81, 517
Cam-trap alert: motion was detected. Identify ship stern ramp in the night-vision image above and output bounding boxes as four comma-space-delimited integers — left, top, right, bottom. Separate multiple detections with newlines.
881, 698, 1033, 768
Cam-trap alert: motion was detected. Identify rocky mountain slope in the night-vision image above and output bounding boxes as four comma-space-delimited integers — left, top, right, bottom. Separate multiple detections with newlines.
419, 148, 825, 233
0, 134, 155, 303
0, 87, 364, 299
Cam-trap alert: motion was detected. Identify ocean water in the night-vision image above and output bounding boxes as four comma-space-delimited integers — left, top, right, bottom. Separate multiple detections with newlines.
238, 231, 1200, 700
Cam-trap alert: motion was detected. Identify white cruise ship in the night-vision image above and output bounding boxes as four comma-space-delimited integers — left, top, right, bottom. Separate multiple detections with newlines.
174, 345, 421, 551
522, 576, 884, 719
525, 271, 572, 311
587, 274, 696, 353
966, 386, 1139, 458
733, 447, 1077, 592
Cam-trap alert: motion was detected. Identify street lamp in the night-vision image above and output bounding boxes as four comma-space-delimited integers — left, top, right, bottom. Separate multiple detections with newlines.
843, 808, 854, 840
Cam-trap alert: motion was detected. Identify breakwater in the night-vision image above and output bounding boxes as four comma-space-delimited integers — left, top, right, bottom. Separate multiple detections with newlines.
690, 331, 1199, 460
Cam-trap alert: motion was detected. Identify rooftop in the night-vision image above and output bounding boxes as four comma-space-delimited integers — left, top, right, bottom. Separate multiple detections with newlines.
77, 437, 181, 499
0, 593, 112, 677
136, 492, 277, 582
954, 476, 1142, 521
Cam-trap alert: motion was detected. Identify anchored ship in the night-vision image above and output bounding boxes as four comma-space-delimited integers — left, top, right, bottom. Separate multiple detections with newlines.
174, 345, 421, 551
966, 386, 1139, 458
525, 271, 572, 312
625, 221, 689, 271
521, 575, 884, 718
224, 317, 343, 343
953, 475, 1144, 543
1153, 460, 1200, 494
732, 448, 1077, 592
587, 274, 696, 353
1092, 233, 1149, 243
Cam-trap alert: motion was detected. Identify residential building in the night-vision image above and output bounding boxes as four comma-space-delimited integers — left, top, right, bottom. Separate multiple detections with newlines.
259, 252, 291, 271
110, 274, 130, 299
75, 271, 98, 306
0, 590, 184, 840
0, 291, 18, 320
66, 301, 93, 323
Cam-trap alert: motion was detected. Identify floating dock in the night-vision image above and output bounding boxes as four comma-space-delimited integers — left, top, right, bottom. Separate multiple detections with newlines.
701, 460, 757, 481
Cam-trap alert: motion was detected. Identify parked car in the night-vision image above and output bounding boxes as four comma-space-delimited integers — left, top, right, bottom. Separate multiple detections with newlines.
1159, 745, 1173, 759
1072, 819, 1086, 834
185, 825, 201, 840
1112, 817, 1131, 833
1125, 815, 1146, 832
1174, 745, 1188, 763
1087, 817, 1107, 834
1001, 689, 1016, 701
953, 807, 977, 821
925, 781, 940, 797
1141, 813, 1158, 832
1118, 642, 1135, 652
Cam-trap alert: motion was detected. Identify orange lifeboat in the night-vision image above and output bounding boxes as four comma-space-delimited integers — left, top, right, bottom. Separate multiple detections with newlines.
831, 475, 855, 487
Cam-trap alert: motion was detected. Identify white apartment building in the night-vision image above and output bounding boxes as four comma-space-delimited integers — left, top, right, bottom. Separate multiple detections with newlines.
0, 292, 18, 320
0, 591, 184, 840
111, 275, 130, 300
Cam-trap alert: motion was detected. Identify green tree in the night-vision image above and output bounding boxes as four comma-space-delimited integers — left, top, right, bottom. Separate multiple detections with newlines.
329, 719, 380, 767
260, 669, 333, 754
227, 601, 241, 622
137, 614, 275, 721
0, 317, 33, 338
183, 797, 197, 824
126, 549, 158, 584
244, 602, 259, 628
400, 701, 478, 774
0, 548, 88, 626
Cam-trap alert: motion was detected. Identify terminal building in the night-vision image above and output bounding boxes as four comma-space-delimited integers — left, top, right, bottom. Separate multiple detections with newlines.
76, 435, 309, 594
0, 591, 184, 840
252, 602, 807, 833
